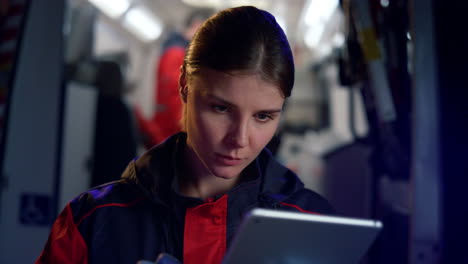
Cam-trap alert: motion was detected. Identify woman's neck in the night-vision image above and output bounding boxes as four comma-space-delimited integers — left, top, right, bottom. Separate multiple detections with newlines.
179, 145, 239, 200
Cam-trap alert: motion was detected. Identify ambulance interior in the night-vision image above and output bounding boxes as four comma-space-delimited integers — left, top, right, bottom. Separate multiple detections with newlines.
0, 0, 465, 263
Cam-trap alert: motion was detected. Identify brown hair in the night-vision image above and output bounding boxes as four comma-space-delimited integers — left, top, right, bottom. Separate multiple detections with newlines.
183, 6, 294, 97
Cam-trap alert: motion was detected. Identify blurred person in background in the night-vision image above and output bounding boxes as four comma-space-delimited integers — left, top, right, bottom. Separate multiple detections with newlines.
135, 8, 214, 148
36, 6, 333, 264
90, 59, 137, 187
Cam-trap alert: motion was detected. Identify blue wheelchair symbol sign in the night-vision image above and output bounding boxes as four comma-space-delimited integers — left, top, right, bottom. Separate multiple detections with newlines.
19, 193, 53, 226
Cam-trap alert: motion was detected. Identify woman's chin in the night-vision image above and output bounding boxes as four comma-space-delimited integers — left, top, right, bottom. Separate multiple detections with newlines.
210, 166, 243, 180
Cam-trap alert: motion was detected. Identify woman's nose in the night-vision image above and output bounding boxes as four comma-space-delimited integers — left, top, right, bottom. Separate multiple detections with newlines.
226, 120, 248, 148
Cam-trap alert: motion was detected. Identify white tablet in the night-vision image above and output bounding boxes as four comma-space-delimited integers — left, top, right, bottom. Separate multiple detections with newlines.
223, 208, 382, 264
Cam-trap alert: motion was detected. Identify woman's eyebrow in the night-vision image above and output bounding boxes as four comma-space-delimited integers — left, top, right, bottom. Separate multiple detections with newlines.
259, 109, 282, 114
207, 94, 236, 108
207, 94, 282, 113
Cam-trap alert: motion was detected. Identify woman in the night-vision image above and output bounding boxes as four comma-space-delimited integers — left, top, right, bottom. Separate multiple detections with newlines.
36, 6, 333, 264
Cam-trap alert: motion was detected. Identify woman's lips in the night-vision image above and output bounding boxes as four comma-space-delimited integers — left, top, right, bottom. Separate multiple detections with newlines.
215, 153, 243, 166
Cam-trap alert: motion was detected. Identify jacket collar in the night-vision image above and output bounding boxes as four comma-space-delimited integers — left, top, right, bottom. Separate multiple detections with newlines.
122, 132, 305, 206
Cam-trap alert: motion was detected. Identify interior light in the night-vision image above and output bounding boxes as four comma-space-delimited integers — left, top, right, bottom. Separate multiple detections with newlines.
304, 0, 338, 27
305, 26, 325, 48
302, 0, 338, 48
123, 6, 163, 42
182, 0, 268, 9
332, 32, 345, 47
380, 0, 390, 8
182, 0, 221, 8
227, 0, 268, 9
88, 0, 131, 18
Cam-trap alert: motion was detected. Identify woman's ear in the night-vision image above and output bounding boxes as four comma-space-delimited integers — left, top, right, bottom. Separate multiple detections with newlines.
179, 66, 188, 103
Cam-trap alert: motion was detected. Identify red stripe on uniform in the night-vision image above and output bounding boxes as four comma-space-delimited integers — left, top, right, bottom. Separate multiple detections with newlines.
77, 197, 145, 226
279, 202, 319, 214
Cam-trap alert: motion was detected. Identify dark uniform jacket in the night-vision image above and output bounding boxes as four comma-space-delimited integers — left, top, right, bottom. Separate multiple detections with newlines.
36, 133, 333, 264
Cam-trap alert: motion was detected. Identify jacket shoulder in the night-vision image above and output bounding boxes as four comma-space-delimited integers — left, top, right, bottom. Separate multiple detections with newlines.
68, 180, 146, 225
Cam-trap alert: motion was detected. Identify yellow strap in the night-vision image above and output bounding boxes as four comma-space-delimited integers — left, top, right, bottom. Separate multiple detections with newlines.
359, 28, 381, 61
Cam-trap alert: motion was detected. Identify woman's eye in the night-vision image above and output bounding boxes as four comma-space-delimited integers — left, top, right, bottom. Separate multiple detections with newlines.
256, 113, 273, 122
212, 104, 229, 113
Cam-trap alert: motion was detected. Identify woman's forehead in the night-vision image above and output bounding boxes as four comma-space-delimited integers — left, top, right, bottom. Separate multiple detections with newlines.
189, 68, 281, 94
189, 68, 285, 109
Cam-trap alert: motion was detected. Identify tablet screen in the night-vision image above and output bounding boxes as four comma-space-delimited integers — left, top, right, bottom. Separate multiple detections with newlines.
223, 208, 382, 264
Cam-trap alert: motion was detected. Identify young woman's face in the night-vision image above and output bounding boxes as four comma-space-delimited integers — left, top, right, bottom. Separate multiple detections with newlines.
183, 68, 285, 180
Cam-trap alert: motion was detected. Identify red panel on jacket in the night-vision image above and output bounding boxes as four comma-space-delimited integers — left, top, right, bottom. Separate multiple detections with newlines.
184, 194, 228, 264
35, 204, 88, 264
